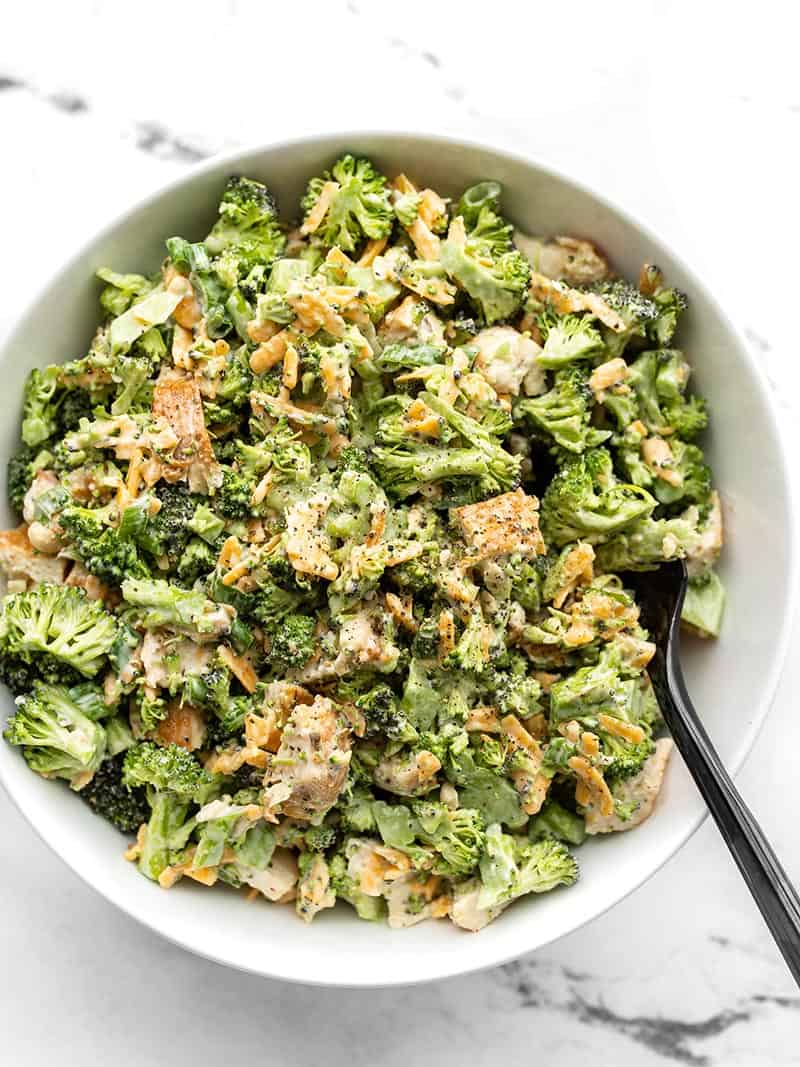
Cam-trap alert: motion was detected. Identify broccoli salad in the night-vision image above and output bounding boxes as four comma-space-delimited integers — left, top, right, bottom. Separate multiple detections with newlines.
0, 157, 724, 931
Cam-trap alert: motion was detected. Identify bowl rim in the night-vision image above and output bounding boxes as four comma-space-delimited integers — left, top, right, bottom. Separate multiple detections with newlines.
1, 128, 796, 987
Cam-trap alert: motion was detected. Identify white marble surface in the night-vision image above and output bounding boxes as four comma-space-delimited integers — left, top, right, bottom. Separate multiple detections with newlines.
2, 2, 800, 1063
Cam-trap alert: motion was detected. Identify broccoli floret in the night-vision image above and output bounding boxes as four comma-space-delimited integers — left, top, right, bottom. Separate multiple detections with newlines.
445, 607, 492, 674
515, 366, 611, 454
355, 684, 417, 743
0, 585, 117, 678
6, 444, 52, 515
60, 503, 151, 586
247, 581, 305, 628
625, 349, 708, 441
413, 801, 485, 877
137, 790, 198, 882
4, 681, 107, 787
447, 747, 527, 829
205, 176, 286, 279
441, 215, 531, 325
122, 740, 216, 799
590, 280, 659, 357
301, 155, 393, 253
644, 275, 688, 346
121, 577, 232, 638
266, 612, 315, 668
203, 349, 254, 424
79, 752, 149, 832
371, 797, 485, 878
537, 313, 605, 368
372, 442, 516, 500
372, 392, 520, 500
547, 646, 654, 781
598, 726, 655, 782
118, 485, 197, 568
337, 446, 370, 474
649, 440, 711, 509
328, 850, 387, 922
540, 447, 656, 547
215, 467, 253, 520
549, 646, 637, 725
176, 538, 217, 586
478, 824, 578, 910
21, 366, 62, 447
528, 798, 586, 846
485, 665, 542, 719
109, 329, 165, 416
681, 568, 725, 638
594, 511, 701, 572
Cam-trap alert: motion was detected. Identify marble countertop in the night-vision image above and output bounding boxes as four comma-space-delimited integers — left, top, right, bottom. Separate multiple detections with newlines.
2, 2, 800, 1063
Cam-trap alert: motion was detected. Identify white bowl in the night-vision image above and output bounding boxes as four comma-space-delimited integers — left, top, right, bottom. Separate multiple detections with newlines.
0, 132, 794, 987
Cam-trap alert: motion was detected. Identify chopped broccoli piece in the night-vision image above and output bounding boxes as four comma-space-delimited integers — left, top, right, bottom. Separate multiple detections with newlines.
515, 366, 611, 454
0, 585, 117, 678
80, 752, 149, 832
96, 267, 155, 318
301, 155, 393, 253
356, 684, 417, 743
540, 447, 656, 546
594, 511, 701, 572
441, 208, 531, 325
215, 467, 253, 519
4, 681, 107, 787
60, 503, 151, 585
478, 824, 578, 910
537, 314, 605, 368
266, 613, 315, 668
528, 799, 586, 846
122, 741, 217, 800
681, 569, 725, 638
121, 577, 232, 638
21, 366, 62, 447
204, 176, 286, 279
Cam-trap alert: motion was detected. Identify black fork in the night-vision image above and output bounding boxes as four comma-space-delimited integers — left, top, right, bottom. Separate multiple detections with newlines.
624, 560, 800, 986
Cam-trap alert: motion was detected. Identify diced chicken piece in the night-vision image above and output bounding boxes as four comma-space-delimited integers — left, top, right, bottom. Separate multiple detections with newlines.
516, 233, 610, 286
266, 695, 351, 820
65, 561, 112, 603
473, 326, 543, 397
296, 854, 337, 923
139, 632, 213, 689
152, 376, 222, 493
449, 879, 505, 932
585, 737, 674, 834
686, 492, 723, 577
239, 847, 299, 902
346, 838, 412, 896
454, 488, 545, 560
384, 873, 449, 929
337, 610, 393, 667
0, 525, 67, 588
154, 700, 206, 751
373, 750, 441, 797
300, 608, 399, 686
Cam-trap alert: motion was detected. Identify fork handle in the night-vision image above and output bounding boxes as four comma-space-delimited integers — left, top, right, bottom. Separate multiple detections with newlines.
657, 640, 800, 986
